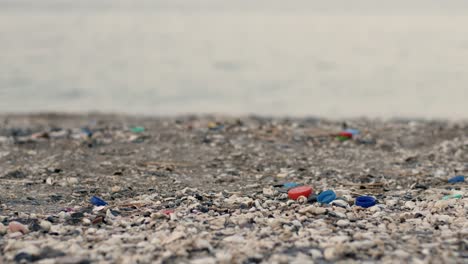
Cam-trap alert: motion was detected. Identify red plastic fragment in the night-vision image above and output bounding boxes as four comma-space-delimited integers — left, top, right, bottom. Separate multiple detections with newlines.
288, 186, 313, 200
338, 131, 353, 138
161, 209, 174, 216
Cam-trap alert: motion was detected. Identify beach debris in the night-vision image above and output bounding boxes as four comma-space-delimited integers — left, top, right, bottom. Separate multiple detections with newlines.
161, 209, 175, 216
283, 182, 300, 188
288, 186, 313, 200
81, 127, 93, 137
130, 126, 145, 133
8, 221, 29, 234
31, 131, 49, 140
317, 190, 337, 204
274, 182, 300, 189
344, 128, 360, 136
355, 196, 376, 208
90, 196, 108, 206
442, 194, 463, 200
337, 132, 353, 141
330, 199, 349, 208
336, 128, 359, 141
448, 175, 465, 183
208, 122, 224, 131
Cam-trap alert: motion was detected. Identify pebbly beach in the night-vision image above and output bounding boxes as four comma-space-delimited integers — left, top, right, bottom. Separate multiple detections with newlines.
0, 113, 467, 263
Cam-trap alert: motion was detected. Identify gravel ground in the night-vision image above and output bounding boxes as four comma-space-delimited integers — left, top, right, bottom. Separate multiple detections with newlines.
0, 113, 467, 263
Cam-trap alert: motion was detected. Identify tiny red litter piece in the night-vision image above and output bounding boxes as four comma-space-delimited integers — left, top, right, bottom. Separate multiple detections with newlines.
338, 131, 353, 138
288, 186, 313, 200
161, 209, 174, 216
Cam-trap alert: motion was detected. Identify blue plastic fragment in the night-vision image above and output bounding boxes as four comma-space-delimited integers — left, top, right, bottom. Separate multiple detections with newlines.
81, 127, 93, 137
317, 190, 336, 204
448, 175, 465, 183
90, 196, 108, 206
355, 196, 376, 208
283, 182, 300, 189
344, 128, 360, 135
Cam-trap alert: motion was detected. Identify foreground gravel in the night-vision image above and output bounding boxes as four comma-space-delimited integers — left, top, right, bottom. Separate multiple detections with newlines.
0, 114, 467, 263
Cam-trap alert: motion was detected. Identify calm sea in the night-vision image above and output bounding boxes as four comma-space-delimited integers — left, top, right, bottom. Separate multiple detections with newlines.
1, 0, 468, 119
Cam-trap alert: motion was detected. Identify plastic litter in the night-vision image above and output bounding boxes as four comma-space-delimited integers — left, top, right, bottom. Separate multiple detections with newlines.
161, 209, 174, 215
337, 131, 353, 141
273, 182, 300, 193
344, 128, 360, 136
448, 175, 465, 183
208, 122, 224, 131
81, 127, 93, 137
355, 196, 376, 208
339, 131, 353, 138
283, 182, 300, 189
130, 127, 145, 133
90, 196, 108, 206
288, 186, 313, 200
442, 194, 463, 200
317, 190, 337, 204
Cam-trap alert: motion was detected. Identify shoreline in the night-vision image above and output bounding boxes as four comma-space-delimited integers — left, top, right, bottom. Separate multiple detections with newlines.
0, 114, 466, 263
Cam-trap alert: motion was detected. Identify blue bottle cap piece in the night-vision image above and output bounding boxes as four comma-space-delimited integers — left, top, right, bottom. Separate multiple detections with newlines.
448, 175, 465, 183
344, 128, 360, 135
355, 196, 376, 208
81, 127, 93, 137
317, 190, 336, 204
90, 196, 108, 206
283, 182, 300, 189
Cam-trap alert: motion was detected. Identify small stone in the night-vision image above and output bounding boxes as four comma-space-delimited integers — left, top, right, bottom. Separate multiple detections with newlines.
309, 249, 322, 259
328, 211, 347, 218
39, 221, 52, 232
215, 251, 233, 264
66, 177, 79, 185
0, 223, 6, 235
393, 249, 410, 258
223, 235, 244, 243
8, 232, 24, 239
385, 199, 397, 207
291, 253, 311, 264
324, 247, 340, 261
8, 221, 29, 234
331, 200, 349, 208
433, 200, 449, 211
191, 257, 216, 264
82, 218, 91, 225
404, 201, 415, 209
46, 177, 54, 185
263, 187, 275, 196
151, 212, 169, 220
14, 252, 35, 263
296, 196, 308, 204
314, 207, 327, 214
336, 219, 350, 227
208, 217, 227, 230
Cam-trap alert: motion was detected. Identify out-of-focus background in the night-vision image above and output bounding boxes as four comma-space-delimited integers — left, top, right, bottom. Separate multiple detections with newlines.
1, 0, 467, 119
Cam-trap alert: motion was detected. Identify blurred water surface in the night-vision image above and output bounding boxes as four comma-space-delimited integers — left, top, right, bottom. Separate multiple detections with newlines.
1, 0, 468, 119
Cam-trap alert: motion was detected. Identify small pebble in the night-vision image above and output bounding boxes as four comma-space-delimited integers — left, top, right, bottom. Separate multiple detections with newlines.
336, 219, 350, 227
8, 221, 29, 234
39, 220, 52, 232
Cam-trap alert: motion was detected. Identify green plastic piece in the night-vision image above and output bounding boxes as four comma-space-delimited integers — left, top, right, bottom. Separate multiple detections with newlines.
442, 194, 463, 200
337, 136, 351, 141
131, 126, 145, 133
